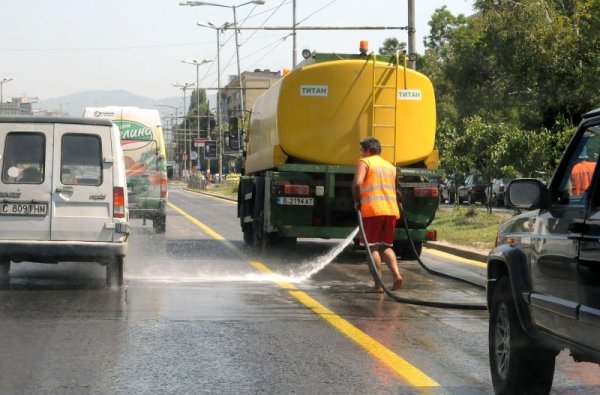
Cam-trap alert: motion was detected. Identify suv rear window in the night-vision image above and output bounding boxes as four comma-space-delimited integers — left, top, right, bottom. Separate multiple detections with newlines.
61, 134, 102, 186
1, 132, 45, 184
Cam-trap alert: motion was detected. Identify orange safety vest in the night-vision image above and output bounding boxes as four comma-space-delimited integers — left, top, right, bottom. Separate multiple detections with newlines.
359, 155, 400, 219
572, 160, 596, 196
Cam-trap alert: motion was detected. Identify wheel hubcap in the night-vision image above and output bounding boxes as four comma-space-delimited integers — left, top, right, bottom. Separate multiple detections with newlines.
494, 303, 511, 379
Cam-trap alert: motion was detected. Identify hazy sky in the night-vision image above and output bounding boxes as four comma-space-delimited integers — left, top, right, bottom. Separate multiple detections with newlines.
1, 1, 473, 102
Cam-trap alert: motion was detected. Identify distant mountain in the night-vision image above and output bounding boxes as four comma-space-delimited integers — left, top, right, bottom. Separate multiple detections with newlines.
34, 90, 182, 117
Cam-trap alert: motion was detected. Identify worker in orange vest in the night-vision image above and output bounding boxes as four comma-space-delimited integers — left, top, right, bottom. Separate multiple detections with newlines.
571, 149, 596, 196
353, 137, 403, 293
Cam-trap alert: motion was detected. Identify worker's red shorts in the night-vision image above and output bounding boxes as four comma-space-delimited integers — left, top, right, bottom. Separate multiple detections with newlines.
359, 216, 397, 247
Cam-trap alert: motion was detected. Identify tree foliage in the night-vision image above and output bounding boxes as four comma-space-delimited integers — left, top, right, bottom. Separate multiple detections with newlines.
378, 38, 406, 55
417, 1, 599, 180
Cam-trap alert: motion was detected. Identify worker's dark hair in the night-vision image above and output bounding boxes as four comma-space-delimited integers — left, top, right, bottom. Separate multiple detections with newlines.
359, 137, 381, 155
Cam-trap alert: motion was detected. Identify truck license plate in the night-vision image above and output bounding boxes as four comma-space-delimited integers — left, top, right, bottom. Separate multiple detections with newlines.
0, 202, 48, 216
277, 197, 314, 206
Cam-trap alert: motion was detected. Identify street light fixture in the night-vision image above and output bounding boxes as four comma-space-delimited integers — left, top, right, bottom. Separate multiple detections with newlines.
181, 59, 213, 140
181, 1, 265, 118
172, 82, 195, 177
0, 77, 14, 115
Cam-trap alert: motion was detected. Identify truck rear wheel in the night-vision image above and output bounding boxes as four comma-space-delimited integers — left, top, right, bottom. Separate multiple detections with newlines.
252, 209, 266, 251
393, 241, 422, 260
243, 227, 254, 246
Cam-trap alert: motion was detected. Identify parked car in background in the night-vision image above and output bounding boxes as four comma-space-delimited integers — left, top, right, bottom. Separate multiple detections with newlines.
439, 174, 461, 204
225, 173, 241, 185
457, 173, 488, 205
489, 177, 511, 207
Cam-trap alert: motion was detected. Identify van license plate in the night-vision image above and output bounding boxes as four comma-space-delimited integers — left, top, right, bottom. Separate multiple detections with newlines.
0, 203, 48, 216
277, 197, 314, 206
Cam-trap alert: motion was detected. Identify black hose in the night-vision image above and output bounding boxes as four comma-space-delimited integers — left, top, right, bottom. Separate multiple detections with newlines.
399, 203, 487, 291
356, 211, 488, 310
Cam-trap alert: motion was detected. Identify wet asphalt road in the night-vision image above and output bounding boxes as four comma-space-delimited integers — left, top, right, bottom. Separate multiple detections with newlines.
0, 186, 599, 394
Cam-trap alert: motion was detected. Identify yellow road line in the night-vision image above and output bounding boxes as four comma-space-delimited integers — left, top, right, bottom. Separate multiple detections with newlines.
423, 247, 487, 269
167, 202, 225, 241
250, 260, 439, 387
171, 202, 440, 388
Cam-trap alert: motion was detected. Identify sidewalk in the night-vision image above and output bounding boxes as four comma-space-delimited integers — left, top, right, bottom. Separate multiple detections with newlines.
179, 184, 490, 263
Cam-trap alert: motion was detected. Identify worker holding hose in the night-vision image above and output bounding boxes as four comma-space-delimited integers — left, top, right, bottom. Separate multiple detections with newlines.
353, 137, 403, 293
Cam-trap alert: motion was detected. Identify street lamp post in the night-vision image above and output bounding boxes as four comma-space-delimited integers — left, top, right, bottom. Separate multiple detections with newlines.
180, 1, 265, 118
182, 59, 213, 171
172, 82, 195, 178
198, 22, 232, 182
0, 77, 14, 115
181, 59, 213, 137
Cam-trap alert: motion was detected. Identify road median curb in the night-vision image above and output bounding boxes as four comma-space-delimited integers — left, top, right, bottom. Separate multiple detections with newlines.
424, 242, 489, 263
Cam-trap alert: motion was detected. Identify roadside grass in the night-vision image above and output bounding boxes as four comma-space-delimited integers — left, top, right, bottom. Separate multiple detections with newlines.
431, 206, 514, 251
205, 182, 238, 198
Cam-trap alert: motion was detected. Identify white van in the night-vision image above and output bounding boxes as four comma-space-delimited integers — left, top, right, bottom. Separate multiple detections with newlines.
0, 116, 129, 287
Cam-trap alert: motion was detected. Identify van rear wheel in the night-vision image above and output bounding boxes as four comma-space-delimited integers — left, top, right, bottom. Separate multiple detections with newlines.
0, 260, 10, 287
153, 215, 166, 233
106, 256, 124, 287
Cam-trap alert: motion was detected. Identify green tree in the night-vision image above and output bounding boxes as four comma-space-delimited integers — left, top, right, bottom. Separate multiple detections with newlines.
378, 37, 406, 55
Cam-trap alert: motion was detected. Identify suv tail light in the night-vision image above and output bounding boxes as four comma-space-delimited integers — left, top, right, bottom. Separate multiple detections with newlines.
113, 187, 125, 218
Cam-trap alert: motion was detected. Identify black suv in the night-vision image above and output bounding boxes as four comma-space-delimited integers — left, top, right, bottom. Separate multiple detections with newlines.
487, 109, 600, 394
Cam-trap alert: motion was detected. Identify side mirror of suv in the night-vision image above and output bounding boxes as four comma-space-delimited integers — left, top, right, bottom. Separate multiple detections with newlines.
506, 178, 548, 209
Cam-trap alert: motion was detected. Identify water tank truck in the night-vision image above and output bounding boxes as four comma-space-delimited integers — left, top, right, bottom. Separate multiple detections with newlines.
236, 45, 441, 257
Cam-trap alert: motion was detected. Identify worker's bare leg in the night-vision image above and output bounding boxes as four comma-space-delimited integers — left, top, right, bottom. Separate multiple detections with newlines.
368, 246, 384, 292
381, 246, 403, 290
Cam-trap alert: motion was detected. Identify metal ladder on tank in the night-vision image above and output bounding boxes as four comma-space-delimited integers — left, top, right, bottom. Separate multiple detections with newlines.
370, 50, 400, 164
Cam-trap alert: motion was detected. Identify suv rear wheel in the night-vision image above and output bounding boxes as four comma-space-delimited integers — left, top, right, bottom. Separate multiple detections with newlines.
489, 277, 556, 394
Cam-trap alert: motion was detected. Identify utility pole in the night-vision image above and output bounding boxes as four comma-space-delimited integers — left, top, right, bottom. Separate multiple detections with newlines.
408, 0, 416, 69
292, 0, 297, 67
172, 82, 195, 177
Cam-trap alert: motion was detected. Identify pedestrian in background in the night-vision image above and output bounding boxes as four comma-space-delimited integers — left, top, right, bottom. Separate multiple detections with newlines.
353, 137, 403, 293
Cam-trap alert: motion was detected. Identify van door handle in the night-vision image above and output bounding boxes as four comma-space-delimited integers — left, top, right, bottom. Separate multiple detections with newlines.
55, 186, 74, 193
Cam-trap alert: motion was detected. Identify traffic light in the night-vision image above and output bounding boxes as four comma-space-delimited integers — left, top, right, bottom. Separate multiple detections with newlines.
204, 140, 218, 159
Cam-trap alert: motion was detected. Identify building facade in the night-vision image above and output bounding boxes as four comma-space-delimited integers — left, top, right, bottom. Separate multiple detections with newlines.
221, 69, 282, 120
0, 97, 37, 116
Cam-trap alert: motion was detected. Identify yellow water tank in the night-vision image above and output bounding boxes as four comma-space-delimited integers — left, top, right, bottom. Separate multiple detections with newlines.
245, 56, 436, 174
